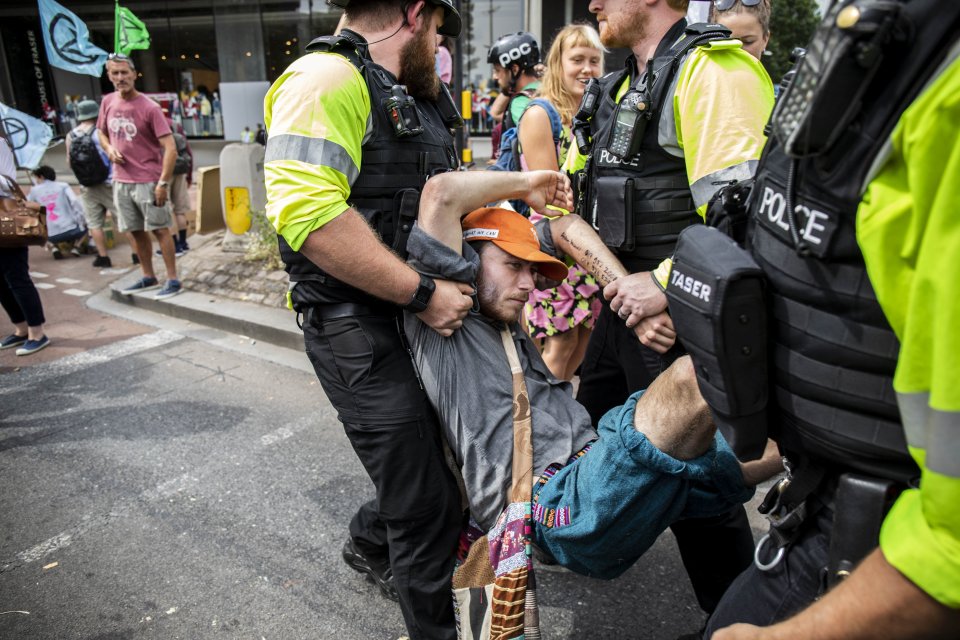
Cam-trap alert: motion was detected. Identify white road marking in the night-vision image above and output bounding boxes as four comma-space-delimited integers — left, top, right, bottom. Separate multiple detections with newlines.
28, 271, 49, 278
16, 532, 73, 564
0, 330, 184, 391
34, 283, 55, 289
7, 471, 200, 570
63, 289, 92, 297
260, 416, 313, 446
55, 277, 82, 285
140, 474, 198, 501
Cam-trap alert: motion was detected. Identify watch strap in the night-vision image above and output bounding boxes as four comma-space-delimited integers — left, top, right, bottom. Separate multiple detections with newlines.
402, 273, 436, 313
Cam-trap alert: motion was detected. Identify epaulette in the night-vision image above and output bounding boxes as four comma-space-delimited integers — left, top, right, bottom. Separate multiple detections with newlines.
305, 31, 367, 69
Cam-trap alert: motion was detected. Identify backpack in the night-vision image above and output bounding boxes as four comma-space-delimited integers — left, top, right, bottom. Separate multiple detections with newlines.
487, 97, 564, 215
68, 129, 109, 187
172, 132, 191, 176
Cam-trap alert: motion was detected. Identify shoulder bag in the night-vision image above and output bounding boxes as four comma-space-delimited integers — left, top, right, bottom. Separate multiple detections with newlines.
452, 327, 541, 640
0, 175, 47, 248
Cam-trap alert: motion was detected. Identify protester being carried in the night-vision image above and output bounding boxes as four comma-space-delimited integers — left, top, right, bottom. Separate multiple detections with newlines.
517, 24, 605, 380
404, 169, 776, 578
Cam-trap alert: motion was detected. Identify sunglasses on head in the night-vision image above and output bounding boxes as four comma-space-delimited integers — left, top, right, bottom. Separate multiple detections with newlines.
714, 0, 761, 11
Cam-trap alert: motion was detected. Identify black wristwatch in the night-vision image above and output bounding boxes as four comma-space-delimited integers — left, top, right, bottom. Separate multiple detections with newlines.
402, 273, 436, 313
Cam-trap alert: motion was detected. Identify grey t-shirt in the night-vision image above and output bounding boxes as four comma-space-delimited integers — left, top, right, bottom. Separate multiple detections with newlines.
404, 225, 596, 531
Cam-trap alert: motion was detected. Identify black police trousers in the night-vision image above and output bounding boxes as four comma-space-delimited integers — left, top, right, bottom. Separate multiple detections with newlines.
577, 302, 755, 614
704, 500, 834, 637
303, 309, 461, 640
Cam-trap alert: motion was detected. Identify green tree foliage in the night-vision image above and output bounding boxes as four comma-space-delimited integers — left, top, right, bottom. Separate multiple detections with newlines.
765, 0, 821, 81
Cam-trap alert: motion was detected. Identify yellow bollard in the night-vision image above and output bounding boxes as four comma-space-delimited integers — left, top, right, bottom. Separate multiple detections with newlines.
462, 147, 473, 164
461, 90, 472, 120
224, 186, 253, 235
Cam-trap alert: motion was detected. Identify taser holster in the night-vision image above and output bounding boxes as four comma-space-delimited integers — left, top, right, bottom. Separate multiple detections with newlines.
666, 225, 769, 460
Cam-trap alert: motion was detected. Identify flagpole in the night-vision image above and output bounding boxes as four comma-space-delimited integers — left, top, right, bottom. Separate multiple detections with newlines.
114, 0, 119, 54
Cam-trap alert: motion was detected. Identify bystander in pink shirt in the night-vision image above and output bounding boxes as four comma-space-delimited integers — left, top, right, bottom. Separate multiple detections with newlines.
97, 93, 171, 184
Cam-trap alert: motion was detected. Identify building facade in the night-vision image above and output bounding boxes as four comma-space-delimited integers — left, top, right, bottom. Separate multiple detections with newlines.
0, 0, 608, 141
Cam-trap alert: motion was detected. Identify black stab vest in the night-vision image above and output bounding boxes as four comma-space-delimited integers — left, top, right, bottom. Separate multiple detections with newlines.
585, 21, 728, 273
746, 0, 960, 481
280, 31, 458, 308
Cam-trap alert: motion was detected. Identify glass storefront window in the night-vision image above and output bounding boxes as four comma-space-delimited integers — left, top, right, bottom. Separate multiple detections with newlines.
262, 0, 340, 83
4, 0, 572, 141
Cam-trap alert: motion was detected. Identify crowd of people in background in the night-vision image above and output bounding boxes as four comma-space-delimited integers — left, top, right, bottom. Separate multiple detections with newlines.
3, 1, 958, 638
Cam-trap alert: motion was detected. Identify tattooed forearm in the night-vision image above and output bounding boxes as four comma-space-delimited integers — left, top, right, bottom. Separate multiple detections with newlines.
556, 218, 628, 287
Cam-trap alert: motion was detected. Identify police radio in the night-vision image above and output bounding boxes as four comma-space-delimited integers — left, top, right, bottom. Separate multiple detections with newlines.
770, 0, 905, 157
572, 77, 601, 155
437, 82, 464, 130
384, 85, 424, 138
606, 89, 651, 160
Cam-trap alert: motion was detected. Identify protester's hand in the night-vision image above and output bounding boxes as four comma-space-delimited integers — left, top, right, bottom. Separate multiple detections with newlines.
154, 184, 168, 207
632, 311, 676, 353
417, 279, 474, 337
740, 439, 784, 487
523, 170, 573, 213
605, 272, 668, 328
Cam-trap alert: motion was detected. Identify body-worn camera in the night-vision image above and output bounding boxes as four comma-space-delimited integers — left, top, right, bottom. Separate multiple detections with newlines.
606, 89, 651, 159
572, 77, 601, 155
384, 85, 424, 138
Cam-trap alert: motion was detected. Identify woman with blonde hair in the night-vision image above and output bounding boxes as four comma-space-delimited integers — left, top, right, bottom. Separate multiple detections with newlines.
515, 23, 605, 381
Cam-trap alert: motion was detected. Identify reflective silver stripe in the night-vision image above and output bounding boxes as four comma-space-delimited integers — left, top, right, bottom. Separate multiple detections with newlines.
658, 65, 684, 159
897, 391, 960, 477
690, 160, 758, 210
264, 134, 359, 184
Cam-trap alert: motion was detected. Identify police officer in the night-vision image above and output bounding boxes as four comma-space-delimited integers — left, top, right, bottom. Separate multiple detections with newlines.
659, 1, 960, 636
263, 1, 469, 638
564, 0, 774, 616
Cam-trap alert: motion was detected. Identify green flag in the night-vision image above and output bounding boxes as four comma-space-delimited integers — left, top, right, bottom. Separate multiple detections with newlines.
115, 2, 150, 55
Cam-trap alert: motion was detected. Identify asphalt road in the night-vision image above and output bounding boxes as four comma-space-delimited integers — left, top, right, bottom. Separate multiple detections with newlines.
0, 263, 769, 640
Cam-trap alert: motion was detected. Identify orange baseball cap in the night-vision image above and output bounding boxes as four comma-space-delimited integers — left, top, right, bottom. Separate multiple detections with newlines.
462, 207, 569, 281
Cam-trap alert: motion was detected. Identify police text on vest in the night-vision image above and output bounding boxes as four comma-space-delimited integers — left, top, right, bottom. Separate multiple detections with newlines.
759, 186, 829, 245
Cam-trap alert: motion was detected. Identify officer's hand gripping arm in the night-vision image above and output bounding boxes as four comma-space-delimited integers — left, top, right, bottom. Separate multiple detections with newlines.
604, 272, 669, 328
548, 214, 674, 352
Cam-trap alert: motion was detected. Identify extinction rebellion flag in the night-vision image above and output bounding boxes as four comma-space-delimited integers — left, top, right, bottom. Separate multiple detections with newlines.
0, 102, 53, 169
115, 2, 150, 56
37, 0, 109, 77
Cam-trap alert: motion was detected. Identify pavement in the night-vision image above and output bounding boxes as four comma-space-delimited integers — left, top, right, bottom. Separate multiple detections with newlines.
4, 133, 495, 361
104, 231, 301, 352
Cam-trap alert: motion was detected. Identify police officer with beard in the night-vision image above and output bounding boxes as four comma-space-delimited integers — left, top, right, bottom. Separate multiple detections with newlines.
263, 1, 469, 638
564, 0, 774, 618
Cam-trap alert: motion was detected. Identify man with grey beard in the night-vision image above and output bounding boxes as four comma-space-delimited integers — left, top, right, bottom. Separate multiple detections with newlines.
263, 1, 468, 638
